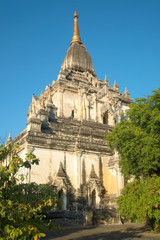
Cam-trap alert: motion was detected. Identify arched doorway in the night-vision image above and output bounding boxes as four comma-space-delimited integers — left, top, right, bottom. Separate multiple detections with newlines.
58, 189, 67, 210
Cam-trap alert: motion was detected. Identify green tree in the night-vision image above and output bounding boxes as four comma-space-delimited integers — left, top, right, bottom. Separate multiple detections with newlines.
106, 88, 160, 180
118, 176, 160, 232
106, 88, 160, 231
0, 144, 59, 240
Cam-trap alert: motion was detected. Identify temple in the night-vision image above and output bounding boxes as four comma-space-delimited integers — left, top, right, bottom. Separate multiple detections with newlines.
8, 10, 132, 223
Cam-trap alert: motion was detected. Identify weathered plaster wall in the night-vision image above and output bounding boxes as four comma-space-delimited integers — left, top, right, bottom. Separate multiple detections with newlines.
63, 90, 78, 118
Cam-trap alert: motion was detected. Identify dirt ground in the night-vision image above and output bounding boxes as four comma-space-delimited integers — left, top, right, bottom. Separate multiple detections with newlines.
44, 222, 160, 240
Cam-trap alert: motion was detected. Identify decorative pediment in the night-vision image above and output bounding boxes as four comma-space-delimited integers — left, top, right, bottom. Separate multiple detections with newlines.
87, 164, 106, 196
89, 164, 97, 179
97, 85, 112, 100
101, 102, 114, 116
54, 162, 74, 193
57, 162, 66, 178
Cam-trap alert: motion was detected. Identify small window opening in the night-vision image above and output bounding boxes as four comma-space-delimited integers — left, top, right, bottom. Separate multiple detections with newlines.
103, 111, 108, 124
71, 110, 74, 118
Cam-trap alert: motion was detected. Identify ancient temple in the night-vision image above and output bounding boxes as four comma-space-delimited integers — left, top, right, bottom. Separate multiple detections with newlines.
9, 10, 132, 213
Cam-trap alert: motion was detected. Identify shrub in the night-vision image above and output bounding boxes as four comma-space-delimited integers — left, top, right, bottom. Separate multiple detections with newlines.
117, 175, 160, 232
0, 144, 59, 239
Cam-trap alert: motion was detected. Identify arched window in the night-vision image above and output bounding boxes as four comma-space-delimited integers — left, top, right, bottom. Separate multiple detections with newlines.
91, 189, 96, 209
103, 111, 108, 124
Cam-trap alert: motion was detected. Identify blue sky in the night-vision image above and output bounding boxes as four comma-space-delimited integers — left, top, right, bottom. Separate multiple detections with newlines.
0, 0, 160, 140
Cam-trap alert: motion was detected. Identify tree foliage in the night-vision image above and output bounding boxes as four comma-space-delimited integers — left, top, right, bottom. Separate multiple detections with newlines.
0, 144, 59, 239
117, 176, 160, 232
5, 183, 61, 214
106, 88, 160, 180
106, 88, 160, 231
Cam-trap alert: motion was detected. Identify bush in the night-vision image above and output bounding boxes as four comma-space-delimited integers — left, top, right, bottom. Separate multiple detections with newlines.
0, 144, 59, 239
5, 182, 60, 213
117, 175, 160, 232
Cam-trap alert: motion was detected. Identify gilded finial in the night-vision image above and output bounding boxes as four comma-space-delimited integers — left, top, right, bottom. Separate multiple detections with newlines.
70, 10, 82, 45
73, 9, 78, 18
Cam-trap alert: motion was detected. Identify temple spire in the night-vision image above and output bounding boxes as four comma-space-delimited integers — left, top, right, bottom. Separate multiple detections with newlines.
6, 132, 12, 144
113, 79, 119, 91
104, 74, 109, 84
70, 10, 82, 45
124, 86, 131, 98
